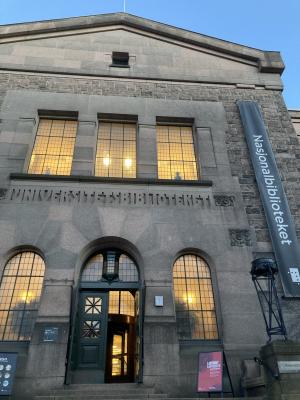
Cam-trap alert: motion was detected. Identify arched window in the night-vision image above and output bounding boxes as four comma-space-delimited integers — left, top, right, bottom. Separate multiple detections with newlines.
173, 254, 218, 340
0, 251, 45, 341
81, 251, 138, 283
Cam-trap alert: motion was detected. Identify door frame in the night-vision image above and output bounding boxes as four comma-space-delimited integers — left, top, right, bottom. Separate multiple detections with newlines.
65, 280, 142, 384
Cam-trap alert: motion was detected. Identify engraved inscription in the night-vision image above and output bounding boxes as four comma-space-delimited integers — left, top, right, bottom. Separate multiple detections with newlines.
0, 188, 8, 200
3, 187, 212, 209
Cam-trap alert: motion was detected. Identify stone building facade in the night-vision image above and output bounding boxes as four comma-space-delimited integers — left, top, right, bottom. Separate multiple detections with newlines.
0, 12, 299, 399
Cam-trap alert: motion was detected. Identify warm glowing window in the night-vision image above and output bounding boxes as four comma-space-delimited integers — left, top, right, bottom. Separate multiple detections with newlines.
157, 125, 198, 180
109, 291, 135, 317
0, 252, 45, 341
173, 254, 218, 340
28, 118, 77, 175
95, 122, 136, 178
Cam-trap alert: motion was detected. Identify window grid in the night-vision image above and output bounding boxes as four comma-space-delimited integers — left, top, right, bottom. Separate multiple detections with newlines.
28, 119, 77, 175
157, 125, 198, 180
81, 255, 103, 282
118, 255, 139, 282
173, 255, 218, 340
95, 122, 136, 178
81, 253, 138, 283
0, 252, 45, 341
108, 291, 135, 317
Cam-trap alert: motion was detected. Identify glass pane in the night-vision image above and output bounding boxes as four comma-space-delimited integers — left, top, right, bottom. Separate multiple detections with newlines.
180, 127, 194, 143
157, 161, 171, 179
173, 255, 218, 340
169, 126, 181, 143
42, 155, 59, 174
81, 320, 101, 338
96, 122, 136, 178
156, 125, 169, 142
85, 297, 102, 315
190, 311, 205, 339
118, 254, 138, 282
183, 162, 198, 180
120, 292, 135, 317
176, 311, 191, 339
109, 291, 135, 317
157, 125, 197, 180
112, 334, 122, 362
28, 154, 45, 174
81, 254, 103, 282
109, 291, 120, 314
111, 124, 123, 141
28, 118, 77, 175
203, 311, 218, 339
170, 161, 184, 180
157, 142, 170, 161
169, 143, 182, 161
184, 255, 198, 278
99, 122, 110, 139
0, 252, 45, 341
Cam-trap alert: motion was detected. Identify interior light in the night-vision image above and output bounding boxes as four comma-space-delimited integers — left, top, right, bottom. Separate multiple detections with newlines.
103, 157, 110, 166
21, 291, 35, 304
183, 293, 194, 305
124, 158, 132, 168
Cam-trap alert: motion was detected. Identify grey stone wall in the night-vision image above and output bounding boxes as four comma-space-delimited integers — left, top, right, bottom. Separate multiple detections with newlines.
0, 72, 299, 246
0, 70, 299, 397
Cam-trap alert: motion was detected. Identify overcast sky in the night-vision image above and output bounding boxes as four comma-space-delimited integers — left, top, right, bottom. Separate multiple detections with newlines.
0, 0, 299, 109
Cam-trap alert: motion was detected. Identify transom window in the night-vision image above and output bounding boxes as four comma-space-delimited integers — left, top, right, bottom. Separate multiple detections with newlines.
95, 122, 136, 178
173, 254, 218, 340
0, 251, 45, 341
157, 125, 198, 180
109, 291, 135, 316
81, 251, 139, 283
28, 118, 77, 175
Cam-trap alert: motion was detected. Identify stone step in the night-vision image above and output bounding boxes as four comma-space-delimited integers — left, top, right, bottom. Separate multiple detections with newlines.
36, 394, 166, 399
34, 397, 260, 400
282, 395, 300, 400
64, 384, 152, 391
34, 396, 260, 400
51, 390, 160, 396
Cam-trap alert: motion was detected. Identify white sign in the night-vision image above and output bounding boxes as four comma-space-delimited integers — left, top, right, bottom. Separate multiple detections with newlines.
278, 361, 300, 373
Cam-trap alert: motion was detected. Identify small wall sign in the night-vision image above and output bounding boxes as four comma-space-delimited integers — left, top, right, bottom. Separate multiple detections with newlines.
0, 353, 17, 396
278, 361, 300, 373
43, 327, 59, 342
154, 296, 164, 307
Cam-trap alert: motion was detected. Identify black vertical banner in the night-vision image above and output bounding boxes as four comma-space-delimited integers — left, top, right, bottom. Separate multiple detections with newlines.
238, 100, 300, 297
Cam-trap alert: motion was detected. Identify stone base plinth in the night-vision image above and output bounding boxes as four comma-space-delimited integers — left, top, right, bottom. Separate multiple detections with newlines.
260, 340, 300, 400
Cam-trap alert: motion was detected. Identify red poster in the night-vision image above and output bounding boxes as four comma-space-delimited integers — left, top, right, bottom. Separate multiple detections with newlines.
197, 351, 223, 392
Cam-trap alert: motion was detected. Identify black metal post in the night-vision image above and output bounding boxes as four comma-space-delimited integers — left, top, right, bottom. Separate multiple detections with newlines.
251, 258, 287, 341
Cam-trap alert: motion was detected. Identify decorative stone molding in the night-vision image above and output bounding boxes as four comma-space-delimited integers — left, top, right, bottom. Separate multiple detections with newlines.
214, 195, 235, 207
230, 229, 251, 247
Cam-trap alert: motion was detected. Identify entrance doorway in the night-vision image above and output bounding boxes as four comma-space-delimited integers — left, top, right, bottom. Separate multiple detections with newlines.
68, 250, 142, 384
106, 314, 135, 382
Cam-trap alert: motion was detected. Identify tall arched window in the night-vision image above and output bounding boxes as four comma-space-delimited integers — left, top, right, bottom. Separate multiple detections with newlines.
173, 254, 218, 340
0, 252, 45, 341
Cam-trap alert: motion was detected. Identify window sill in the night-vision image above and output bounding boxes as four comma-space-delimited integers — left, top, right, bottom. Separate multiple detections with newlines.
109, 64, 130, 68
10, 173, 213, 187
179, 339, 222, 346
